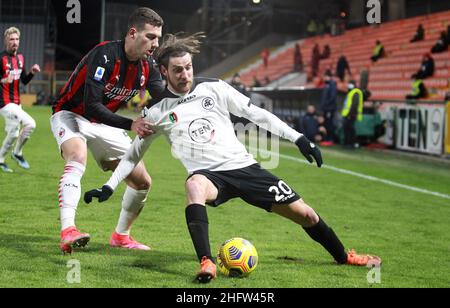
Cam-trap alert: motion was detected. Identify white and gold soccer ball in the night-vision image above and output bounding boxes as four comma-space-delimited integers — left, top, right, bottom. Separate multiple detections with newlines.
217, 237, 258, 277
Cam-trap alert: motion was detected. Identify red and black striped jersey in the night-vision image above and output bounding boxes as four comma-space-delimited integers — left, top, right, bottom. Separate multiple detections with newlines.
52, 40, 165, 130
0, 51, 34, 108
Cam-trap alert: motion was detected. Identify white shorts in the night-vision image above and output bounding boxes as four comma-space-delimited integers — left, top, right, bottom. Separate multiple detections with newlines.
50, 110, 133, 170
0, 103, 36, 135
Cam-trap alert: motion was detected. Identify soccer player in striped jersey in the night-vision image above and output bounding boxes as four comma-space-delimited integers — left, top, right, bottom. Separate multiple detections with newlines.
86, 33, 381, 282
50, 8, 165, 254
0, 27, 40, 172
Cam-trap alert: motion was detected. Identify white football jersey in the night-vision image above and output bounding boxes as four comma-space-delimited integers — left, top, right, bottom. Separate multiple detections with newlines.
106, 78, 302, 190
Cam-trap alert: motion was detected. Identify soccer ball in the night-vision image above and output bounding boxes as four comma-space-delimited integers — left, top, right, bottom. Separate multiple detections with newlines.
216, 237, 258, 277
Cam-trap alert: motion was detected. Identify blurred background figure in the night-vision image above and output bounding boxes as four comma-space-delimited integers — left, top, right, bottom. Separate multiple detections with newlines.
320, 44, 331, 59
410, 24, 425, 42
411, 53, 434, 79
371, 40, 385, 62
299, 104, 319, 142
341, 80, 363, 149
230, 73, 249, 96
260, 47, 270, 68
406, 77, 428, 100
336, 55, 351, 82
320, 70, 337, 144
293, 43, 304, 72
311, 43, 320, 78
431, 31, 448, 53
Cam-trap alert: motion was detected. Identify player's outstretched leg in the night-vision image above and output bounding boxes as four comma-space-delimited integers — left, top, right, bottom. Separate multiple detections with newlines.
110, 186, 151, 250
185, 175, 218, 283
272, 199, 381, 266
111, 162, 151, 250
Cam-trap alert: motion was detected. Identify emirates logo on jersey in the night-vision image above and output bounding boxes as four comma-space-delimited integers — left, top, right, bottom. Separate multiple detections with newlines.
188, 118, 215, 144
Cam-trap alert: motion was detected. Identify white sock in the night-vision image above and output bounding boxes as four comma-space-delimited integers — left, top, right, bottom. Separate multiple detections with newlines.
0, 133, 18, 163
13, 123, 35, 156
59, 161, 85, 231
115, 186, 149, 235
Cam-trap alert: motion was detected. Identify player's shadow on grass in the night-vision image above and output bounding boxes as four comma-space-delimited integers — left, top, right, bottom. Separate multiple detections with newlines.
78, 242, 195, 276
272, 255, 336, 266
0, 233, 63, 261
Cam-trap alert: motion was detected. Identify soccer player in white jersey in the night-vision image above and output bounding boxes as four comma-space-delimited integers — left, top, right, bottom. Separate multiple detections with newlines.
85, 33, 381, 283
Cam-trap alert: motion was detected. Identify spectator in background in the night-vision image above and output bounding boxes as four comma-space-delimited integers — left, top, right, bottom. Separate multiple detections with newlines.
311, 44, 320, 78
252, 76, 262, 87
293, 43, 303, 72
411, 53, 434, 79
299, 104, 319, 142
261, 48, 270, 68
336, 55, 351, 82
410, 24, 425, 43
341, 80, 363, 149
307, 19, 318, 37
320, 44, 331, 59
320, 70, 337, 143
405, 77, 428, 100
316, 115, 327, 143
431, 31, 448, 53
371, 40, 385, 62
446, 25, 450, 45
359, 67, 370, 91
230, 73, 249, 96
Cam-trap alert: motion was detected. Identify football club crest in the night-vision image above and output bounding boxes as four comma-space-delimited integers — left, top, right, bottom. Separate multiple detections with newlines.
201, 97, 215, 110
140, 75, 146, 87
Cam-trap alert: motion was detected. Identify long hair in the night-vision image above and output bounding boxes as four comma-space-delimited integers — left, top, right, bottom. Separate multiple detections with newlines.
154, 32, 205, 68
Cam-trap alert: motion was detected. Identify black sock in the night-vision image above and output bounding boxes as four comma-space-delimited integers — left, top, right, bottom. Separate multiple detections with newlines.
303, 217, 348, 264
185, 204, 212, 262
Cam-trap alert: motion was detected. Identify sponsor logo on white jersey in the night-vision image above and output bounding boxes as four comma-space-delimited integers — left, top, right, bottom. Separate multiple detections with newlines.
188, 118, 215, 143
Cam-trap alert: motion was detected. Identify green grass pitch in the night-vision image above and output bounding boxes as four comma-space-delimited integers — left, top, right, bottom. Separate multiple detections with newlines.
0, 106, 449, 288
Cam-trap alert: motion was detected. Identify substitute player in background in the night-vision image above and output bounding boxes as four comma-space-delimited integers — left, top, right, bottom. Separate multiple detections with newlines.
85, 33, 381, 283
0, 27, 40, 172
51, 8, 165, 254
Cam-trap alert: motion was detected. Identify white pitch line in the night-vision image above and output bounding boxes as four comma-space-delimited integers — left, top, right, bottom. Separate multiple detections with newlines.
256, 149, 450, 201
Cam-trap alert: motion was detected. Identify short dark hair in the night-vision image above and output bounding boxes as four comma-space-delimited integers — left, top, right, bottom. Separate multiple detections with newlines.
128, 7, 164, 31
154, 32, 205, 68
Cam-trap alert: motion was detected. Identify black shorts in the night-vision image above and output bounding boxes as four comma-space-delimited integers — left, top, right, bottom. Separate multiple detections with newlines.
189, 164, 300, 212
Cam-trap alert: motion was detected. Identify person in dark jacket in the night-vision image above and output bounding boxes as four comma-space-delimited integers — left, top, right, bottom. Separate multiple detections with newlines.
293, 43, 303, 72
410, 24, 425, 43
411, 53, 434, 79
431, 31, 448, 53
300, 104, 319, 142
320, 44, 331, 59
311, 44, 320, 78
335, 55, 351, 82
320, 71, 337, 142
